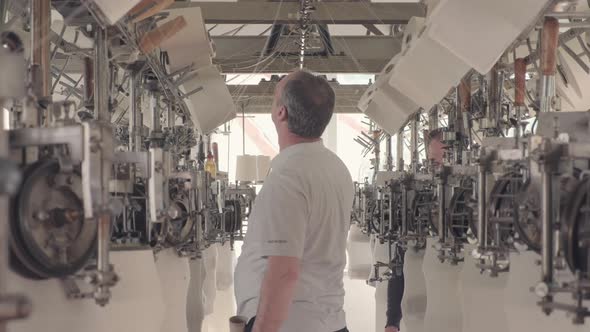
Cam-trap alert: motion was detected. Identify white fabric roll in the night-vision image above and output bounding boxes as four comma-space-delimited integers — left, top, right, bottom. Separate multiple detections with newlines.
422, 238, 463, 332
7, 251, 165, 332
155, 249, 191, 332
401, 249, 427, 332
215, 243, 234, 291
346, 225, 372, 280
504, 251, 588, 332
202, 246, 218, 316
187, 258, 206, 332
459, 244, 508, 332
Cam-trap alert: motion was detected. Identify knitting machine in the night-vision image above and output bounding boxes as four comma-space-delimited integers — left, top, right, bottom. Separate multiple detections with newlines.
354, 2, 590, 324
0, 0, 242, 317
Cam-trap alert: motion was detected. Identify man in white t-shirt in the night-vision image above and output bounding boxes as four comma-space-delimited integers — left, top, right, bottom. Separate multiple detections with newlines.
234, 70, 354, 332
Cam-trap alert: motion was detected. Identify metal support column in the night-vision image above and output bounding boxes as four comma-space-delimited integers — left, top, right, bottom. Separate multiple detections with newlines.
385, 134, 393, 171
477, 163, 488, 250
396, 127, 404, 171
410, 113, 419, 172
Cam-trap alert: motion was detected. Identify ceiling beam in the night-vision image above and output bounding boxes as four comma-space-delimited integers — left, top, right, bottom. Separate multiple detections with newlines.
169, 2, 426, 24
363, 24, 385, 36
213, 35, 401, 74
52, 36, 400, 74
230, 79, 365, 113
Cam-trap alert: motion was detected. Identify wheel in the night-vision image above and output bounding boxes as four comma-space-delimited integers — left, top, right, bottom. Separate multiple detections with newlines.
487, 173, 522, 247
164, 198, 193, 246
448, 187, 474, 242
10, 160, 97, 279
513, 181, 542, 253
561, 178, 590, 274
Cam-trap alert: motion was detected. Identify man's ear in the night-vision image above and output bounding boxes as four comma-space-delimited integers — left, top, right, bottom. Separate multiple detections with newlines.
277, 105, 288, 122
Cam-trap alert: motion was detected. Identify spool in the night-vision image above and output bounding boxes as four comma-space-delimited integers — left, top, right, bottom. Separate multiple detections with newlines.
458, 77, 471, 113
514, 58, 527, 107
541, 17, 559, 76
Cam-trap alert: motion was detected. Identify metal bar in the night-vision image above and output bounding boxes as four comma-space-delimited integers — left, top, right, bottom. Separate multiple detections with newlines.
396, 127, 404, 171
559, 40, 590, 73
401, 183, 408, 237
93, 27, 109, 122
385, 134, 393, 171
477, 165, 488, 250
95, 212, 112, 306
172, 2, 426, 24
410, 113, 419, 173
129, 72, 140, 152
437, 179, 446, 243
541, 165, 553, 286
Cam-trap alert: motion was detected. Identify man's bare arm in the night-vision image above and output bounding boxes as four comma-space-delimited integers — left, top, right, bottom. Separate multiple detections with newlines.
252, 256, 301, 332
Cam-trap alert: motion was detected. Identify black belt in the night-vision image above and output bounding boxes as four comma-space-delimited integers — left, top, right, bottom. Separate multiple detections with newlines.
245, 316, 349, 332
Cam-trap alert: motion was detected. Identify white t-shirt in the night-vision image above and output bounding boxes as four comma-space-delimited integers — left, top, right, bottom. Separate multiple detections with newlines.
234, 141, 354, 332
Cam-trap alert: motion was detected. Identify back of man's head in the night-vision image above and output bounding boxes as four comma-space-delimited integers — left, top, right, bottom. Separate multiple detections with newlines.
281, 71, 336, 138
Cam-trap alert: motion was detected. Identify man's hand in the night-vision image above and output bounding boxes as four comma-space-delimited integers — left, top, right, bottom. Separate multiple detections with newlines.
385, 326, 399, 332
252, 256, 301, 332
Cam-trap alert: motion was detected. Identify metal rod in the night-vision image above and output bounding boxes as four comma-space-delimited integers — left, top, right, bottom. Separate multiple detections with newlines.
385, 134, 393, 171
541, 164, 554, 285
437, 178, 446, 243
95, 212, 112, 306
31, 0, 51, 101
372, 130, 381, 176
150, 90, 161, 133
129, 72, 140, 152
477, 164, 488, 250
396, 127, 404, 171
401, 182, 408, 237
0, 0, 8, 25
83, 57, 94, 109
411, 113, 419, 173
93, 27, 109, 122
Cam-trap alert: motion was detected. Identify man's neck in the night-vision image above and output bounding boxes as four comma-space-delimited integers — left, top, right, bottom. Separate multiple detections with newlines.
278, 132, 320, 151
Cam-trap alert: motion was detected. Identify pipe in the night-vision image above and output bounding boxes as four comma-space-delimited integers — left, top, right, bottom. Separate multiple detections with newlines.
540, 165, 553, 285
150, 90, 161, 133
379, 189, 385, 236
83, 57, 94, 109
477, 164, 488, 250
396, 128, 404, 171
428, 105, 438, 131
388, 186, 393, 236
93, 27, 109, 122
488, 67, 500, 125
373, 130, 381, 174
31, 0, 51, 101
437, 178, 446, 243
514, 58, 527, 143
129, 73, 141, 152
410, 113, 419, 173
385, 134, 393, 171
0, 0, 8, 25
95, 212, 112, 306
459, 77, 472, 149
540, 17, 559, 113
401, 182, 408, 237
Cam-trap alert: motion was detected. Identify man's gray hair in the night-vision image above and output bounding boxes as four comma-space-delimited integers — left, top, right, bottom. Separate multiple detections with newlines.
280, 71, 335, 138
